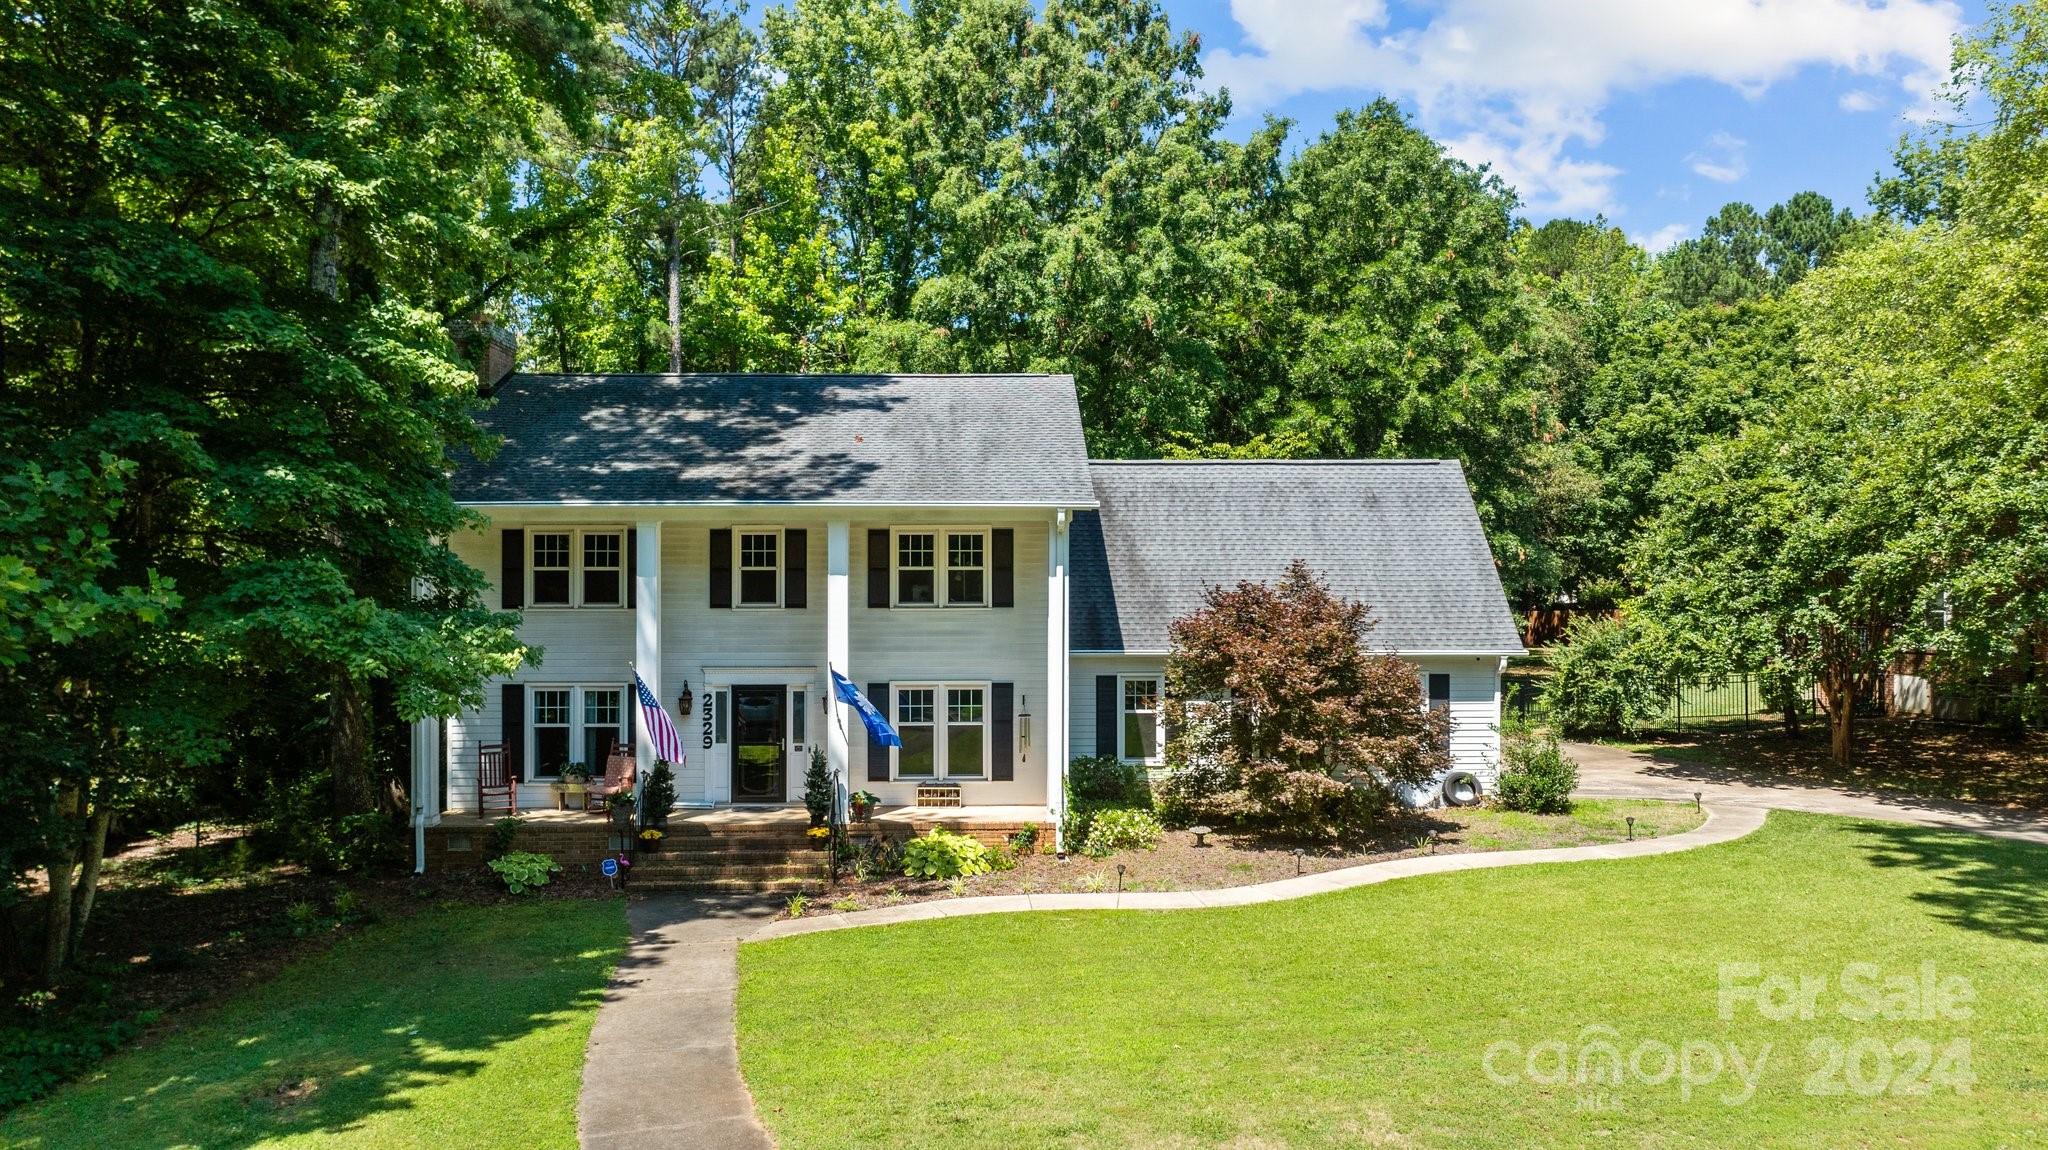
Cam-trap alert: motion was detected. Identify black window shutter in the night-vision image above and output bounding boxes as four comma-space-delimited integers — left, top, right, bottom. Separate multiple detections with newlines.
866, 528, 890, 608
866, 682, 891, 781
502, 684, 525, 781
501, 529, 524, 609
626, 528, 638, 608
784, 529, 807, 608
991, 682, 1014, 781
709, 529, 732, 608
991, 528, 1015, 608
1095, 675, 1118, 758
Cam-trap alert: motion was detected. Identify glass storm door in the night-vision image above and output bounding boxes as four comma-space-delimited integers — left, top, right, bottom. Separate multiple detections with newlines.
731, 684, 787, 802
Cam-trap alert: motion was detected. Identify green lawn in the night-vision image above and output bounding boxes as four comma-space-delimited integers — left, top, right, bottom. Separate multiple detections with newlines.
738, 812, 2048, 1149
2, 900, 626, 1150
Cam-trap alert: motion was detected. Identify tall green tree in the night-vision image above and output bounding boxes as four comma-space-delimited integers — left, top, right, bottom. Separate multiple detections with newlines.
0, 0, 602, 975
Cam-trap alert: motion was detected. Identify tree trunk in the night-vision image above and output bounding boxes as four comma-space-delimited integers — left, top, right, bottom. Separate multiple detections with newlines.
66, 804, 111, 960
308, 194, 341, 301
1819, 667, 1855, 766
40, 785, 80, 984
665, 216, 682, 374
329, 673, 377, 816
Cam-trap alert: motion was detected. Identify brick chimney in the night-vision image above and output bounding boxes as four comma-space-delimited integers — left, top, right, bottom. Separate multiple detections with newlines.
450, 318, 518, 392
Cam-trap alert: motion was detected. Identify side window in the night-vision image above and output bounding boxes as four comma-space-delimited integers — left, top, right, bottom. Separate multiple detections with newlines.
531, 533, 571, 605
1121, 678, 1161, 764
1427, 673, 1451, 712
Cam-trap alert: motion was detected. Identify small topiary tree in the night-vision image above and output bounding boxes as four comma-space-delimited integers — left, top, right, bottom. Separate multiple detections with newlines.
802, 746, 833, 826
1164, 560, 1450, 840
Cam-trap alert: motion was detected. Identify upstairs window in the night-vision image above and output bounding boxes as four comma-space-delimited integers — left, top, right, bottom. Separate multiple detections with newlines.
947, 533, 985, 605
532, 533, 571, 605
891, 528, 989, 608
582, 532, 622, 606
738, 530, 780, 606
896, 533, 936, 606
527, 528, 625, 608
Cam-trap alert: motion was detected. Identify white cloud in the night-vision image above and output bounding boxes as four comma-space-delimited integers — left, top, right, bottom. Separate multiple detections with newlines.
1687, 131, 1749, 183
1633, 223, 1691, 254
1204, 0, 1961, 215
1838, 88, 1884, 112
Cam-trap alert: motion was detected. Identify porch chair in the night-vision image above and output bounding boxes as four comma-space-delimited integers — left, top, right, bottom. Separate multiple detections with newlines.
478, 742, 518, 816
587, 744, 636, 810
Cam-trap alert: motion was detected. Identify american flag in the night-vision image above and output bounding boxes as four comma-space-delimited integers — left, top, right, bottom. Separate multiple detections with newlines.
633, 671, 685, 765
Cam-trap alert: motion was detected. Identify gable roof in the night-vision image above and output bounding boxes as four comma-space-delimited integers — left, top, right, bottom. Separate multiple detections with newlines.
452, 373, 1096, 507
1069, 460, 1524, 655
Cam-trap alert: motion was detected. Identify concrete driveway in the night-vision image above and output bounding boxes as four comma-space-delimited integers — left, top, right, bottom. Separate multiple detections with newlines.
1566, 739, 2048, 845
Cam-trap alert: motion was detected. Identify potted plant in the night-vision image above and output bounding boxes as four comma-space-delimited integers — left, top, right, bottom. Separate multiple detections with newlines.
562, 761, 591, 785
804, 825, 832, 850
638, 827, 666, 851
849, 789, 880, 823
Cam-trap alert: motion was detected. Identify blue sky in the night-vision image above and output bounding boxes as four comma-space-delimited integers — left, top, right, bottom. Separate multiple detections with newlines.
1171, 0, 1987, 249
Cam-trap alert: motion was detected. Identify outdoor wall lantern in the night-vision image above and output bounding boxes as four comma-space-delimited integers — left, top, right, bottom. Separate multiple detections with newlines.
677, 679, 691, 714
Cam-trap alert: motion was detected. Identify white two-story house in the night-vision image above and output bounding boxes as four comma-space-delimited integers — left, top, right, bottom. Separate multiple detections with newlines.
411, 372, 1522, 833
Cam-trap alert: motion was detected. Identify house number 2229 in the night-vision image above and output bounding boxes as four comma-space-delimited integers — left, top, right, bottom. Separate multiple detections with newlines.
701, 692, 714, 749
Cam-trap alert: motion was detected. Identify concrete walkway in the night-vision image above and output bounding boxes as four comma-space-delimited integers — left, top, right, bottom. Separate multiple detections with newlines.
1566, 740, 2048, 845
578, 896, 780, 1150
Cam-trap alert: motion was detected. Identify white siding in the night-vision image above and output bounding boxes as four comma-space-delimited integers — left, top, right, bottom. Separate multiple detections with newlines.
1066, 653, 1505, 805
443, 508, 1055, 812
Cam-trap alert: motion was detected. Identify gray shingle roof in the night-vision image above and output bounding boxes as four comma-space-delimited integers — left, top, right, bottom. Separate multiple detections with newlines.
452, 373, 1096, 506
1070, 461, 1524, 655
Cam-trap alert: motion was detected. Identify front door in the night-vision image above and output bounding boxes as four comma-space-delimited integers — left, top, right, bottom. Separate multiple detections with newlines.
731, 684, 787, 802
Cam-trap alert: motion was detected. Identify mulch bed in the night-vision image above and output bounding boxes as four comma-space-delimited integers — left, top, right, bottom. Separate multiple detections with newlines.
800, 799, 1702, 914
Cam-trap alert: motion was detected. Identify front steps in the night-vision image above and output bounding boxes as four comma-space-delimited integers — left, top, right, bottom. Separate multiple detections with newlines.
632, 822, 831, 894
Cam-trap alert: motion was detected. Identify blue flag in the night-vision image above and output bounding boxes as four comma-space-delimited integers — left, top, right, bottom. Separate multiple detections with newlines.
831, 668, 902, 747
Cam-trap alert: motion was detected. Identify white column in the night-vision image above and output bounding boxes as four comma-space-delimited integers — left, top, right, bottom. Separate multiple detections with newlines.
825, 521, 851, 792
1045, 509, 1071, 848
635, 520, 662, 781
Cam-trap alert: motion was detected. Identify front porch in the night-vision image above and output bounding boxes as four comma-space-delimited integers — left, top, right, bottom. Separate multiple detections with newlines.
425, 803, 1054, 875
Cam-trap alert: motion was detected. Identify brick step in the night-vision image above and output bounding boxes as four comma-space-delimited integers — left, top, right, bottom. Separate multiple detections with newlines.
657, 833, 817, 848
640, 847, 823, 863
630, 855, 823, 871
632, 875, 824, 894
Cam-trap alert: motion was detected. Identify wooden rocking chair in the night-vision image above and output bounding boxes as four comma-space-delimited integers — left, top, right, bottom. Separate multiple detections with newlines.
478, 742, 517, 816
587, 744, 636, 810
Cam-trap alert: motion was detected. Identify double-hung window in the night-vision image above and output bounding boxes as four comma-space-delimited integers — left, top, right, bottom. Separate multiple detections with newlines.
893, 684, 988, 779
737, 530, 780, 607
532, 533, 572, 605
529, 528, 624, 607
892, 528, 988, 607
530, 685, 626, 778
1121, 677, 1162, 765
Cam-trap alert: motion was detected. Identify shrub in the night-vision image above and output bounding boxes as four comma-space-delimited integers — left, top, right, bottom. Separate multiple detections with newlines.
1081, 808, 1164, 856
1007, 824, 1040, 854
1068, 755, 1150, 805
1543, 616, 1669, 735
489, 816, 523, 855
900, 829, 991, 879
1154, 758, 1230, 827
0, 989, 153, 1111
1495, 732, 1580, 814
487, 850, 562, 893
642, 761, 677, 821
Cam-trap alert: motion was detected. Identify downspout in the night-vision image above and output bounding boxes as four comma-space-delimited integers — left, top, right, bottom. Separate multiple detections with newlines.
1050, 507, 1071, 852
